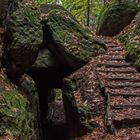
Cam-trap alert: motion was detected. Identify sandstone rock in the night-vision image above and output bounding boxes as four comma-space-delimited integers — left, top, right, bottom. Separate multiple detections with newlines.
0, 70, 40, 140
62, 59, 105, 138
96, 0, 139, 36
3, 4, 43, 78
125, 13, 140, 66
40, 4, 105, 72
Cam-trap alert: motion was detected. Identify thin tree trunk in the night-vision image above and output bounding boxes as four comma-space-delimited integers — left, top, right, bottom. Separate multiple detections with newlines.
87, 0, 90, 26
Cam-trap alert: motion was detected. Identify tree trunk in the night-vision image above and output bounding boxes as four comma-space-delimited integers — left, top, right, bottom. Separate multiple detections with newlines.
86, 0, 90, 26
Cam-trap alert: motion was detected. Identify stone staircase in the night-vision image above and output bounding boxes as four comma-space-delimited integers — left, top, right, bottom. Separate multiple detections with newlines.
96, 37, 140, 132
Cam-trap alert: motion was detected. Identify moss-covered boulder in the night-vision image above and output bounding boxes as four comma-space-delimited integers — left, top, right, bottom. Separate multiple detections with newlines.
124, 13, 140, 67
96, 0, 139, 36
3, 4, 43, 78
40, 4, 105, 72
0, 71, 40, 140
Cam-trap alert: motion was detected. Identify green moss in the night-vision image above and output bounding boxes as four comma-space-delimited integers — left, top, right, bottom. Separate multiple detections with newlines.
119, 12, 140, 66
0, 90, 38, 139
41, 5, 105, 65
7, 5, 42, 49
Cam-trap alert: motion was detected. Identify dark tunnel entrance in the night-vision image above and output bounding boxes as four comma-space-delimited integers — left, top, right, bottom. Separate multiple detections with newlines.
26, 67, 69, 140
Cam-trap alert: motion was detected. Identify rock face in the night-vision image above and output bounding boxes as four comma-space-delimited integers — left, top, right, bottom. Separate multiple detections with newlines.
40, 4, 106, 72
96, 0, 139, 36
124, 13, 140, 66
62, 59, 105, 139
0, 0, 21, 27
0, 71, 40, 140
0, 3, 106, 140
3, 4, 43, 78
0, 0, 10, 26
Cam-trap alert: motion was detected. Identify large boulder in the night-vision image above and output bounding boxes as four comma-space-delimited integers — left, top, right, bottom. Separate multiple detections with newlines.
0, 70, 41, 140
96, 0, 139, 36
40, 4, 106, 72
3, 4, 43, 79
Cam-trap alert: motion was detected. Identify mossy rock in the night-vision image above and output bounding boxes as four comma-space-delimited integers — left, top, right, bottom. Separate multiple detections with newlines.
40, 4, 105, 71
0, 72, 40, 140
3, 4, 43, 78
96, 0, 139, 36
124, 13, 140, 66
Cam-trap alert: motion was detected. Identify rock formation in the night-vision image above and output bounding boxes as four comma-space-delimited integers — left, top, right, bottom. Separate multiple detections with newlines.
0, 71, 41, 140
96, 0, 139, 36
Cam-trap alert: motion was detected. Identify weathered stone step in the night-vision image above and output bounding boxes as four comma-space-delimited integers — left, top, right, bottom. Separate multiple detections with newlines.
107, 47, 124, 51
97, 60, 126, 65
98, 72, 140, 79
106, 88, 140, 96
97, 55, 125, 61
106, 107, 140, 130
112, 108, 140, 125
97, 69, 137, 74
110, 95, 140, 107
106, 81, 140, 88
96, 67, 137, 73
106, 53, 124, 57
97, 62, 131, 67
104, 77, 140, 82
107, 49, 123, 54
104, 41, 118, 45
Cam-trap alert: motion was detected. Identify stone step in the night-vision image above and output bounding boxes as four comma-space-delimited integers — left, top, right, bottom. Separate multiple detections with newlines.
104, 77, 140, 82
110, 95, 140, 107
106, 88, 140, 96
107, 50, 123, 55
106, 81, 140, 88
97, 55, 125, 61
97, 72, 140, 79
112, 107, 140, 126
107, 47, 124, 51
97, 60, 125, 65
97, 62, 131, 67
106, 107, 140, 129
96, 67, 137, 73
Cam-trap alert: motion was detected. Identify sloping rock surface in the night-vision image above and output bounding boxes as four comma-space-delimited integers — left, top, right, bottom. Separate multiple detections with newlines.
40, 4, 105, 71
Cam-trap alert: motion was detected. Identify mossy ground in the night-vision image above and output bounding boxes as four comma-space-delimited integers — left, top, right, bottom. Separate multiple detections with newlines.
0, 72, 39, 140
0, 89, 39, 140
